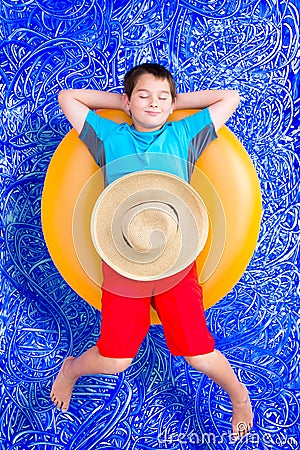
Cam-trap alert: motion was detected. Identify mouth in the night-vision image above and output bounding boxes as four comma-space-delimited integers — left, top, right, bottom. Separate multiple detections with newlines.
145, 110, 161, 116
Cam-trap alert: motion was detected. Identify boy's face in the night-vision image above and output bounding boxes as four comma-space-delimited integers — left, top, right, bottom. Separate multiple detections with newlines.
124, 73, 176, 132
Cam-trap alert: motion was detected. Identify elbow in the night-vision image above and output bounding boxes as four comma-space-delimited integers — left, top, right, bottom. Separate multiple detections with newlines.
230, 90, 240, 109
58, 89, 69, 107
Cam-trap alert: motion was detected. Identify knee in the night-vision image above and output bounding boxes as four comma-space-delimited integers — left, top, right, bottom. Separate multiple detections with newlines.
98, 354, 133, 374
184, 351, 216, 373
113, 358, 133, 373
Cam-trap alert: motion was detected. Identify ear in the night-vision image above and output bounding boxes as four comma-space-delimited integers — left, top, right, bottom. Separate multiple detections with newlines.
123, 93, 131, 111
170, 97, 176, 114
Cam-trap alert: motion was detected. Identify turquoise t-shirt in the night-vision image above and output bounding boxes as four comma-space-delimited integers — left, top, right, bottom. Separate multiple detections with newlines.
79, 108, 217, 185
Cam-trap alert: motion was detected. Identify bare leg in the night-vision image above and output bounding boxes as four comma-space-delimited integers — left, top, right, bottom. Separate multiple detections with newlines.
50, 346, 132, 412
185, 350, 253, 438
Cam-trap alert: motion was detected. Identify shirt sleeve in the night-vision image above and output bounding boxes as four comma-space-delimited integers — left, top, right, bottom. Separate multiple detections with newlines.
179, 108, 218, 164
79, 110, 119, 166
180, 107, 217, 141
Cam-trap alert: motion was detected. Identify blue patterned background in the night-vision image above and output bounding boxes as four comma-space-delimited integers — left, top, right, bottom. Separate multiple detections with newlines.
0, 0, 299, 449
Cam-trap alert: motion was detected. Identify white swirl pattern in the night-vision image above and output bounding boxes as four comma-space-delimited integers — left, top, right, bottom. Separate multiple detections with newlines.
0, 0, 299, 449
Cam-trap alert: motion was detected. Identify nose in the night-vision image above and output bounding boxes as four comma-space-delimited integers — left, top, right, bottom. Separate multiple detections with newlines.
149, 97, 158, 108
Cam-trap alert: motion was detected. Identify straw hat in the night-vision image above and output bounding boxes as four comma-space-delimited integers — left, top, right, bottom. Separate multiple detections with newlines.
90, 170, 209, 281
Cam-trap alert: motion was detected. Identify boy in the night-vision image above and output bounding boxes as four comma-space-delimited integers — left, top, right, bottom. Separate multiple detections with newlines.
50, 63, 253, 438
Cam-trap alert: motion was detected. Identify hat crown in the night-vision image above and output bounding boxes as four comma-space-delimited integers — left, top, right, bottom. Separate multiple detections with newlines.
125, 203, 178, 252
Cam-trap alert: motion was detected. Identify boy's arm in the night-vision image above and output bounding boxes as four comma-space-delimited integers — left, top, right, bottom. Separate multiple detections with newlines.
58, 89, 125, 134
174, 90, 240, 132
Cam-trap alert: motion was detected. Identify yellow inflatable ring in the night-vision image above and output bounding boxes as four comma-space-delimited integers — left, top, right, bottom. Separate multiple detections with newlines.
41, 110, 262, 324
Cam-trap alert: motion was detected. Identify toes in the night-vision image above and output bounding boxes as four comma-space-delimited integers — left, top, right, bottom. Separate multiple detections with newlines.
232, 422, 252, 440
50, 394, 64, 410
50, 396, 69, 412
238, 421, 248, 433
61, 403, 69, 413
50, 393, 57, 404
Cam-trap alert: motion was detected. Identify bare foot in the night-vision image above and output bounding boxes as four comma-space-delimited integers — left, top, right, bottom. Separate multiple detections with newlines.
231, 383, 253, 439
50, 356, 77, 412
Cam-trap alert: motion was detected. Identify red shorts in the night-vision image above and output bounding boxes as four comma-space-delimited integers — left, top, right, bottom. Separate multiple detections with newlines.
96, 262, 215, 358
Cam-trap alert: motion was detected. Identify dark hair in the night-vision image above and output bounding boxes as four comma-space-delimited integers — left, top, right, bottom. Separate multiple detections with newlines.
124, 63, 176, 100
